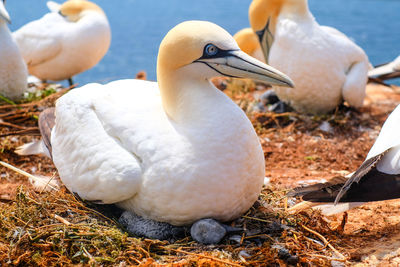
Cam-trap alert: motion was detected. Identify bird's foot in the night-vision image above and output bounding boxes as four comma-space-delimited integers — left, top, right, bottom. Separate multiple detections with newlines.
67, 78, 76, 88
119, 212, 241, 244
118, 211, 186, 241
190, 218, 242, 244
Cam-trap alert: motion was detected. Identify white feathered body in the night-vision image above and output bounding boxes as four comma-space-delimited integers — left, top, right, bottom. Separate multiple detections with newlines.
269, 13, 369, 114
13, 11, 110, 81
0, 23, 27, 100
51, 79, 265, 225
366, 104, 400, 175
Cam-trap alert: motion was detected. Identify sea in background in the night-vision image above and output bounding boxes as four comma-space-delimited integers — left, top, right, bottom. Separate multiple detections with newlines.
6, 0, 400, 86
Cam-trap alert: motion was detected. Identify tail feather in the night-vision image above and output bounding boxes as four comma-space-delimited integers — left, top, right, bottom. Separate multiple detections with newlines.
46, 1, 61, 12
15, 140, 50, 157
15, 108, 55, 158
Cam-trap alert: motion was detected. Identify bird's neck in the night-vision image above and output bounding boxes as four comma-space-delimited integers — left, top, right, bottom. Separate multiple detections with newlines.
157, 66, 225, 123
279, 0, 311, 20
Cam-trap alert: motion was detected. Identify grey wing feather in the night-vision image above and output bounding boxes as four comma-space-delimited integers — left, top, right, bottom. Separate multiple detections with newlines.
38, 108, 56, 158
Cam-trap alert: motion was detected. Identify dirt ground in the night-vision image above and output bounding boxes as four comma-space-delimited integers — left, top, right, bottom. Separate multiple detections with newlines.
1, 82, 400, 266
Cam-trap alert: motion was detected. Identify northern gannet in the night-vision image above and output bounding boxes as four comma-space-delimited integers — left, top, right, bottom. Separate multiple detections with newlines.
249, 0, 369, 114
0, 0, 28, 100
368, 55, 400, 82
13, 0, 111, 86
233, 28, 265, 63
17, 21, 294, 242
289, 104, 400, 215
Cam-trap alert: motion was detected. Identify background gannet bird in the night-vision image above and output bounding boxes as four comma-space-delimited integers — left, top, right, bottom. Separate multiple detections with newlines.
249, 0, 369, 114
13, 0, 111, 86
0, 0, 28, 101
233, 28, 265, 63
289, 104, 400, 216
368, 55, 400, 83
17, 20, 294, 243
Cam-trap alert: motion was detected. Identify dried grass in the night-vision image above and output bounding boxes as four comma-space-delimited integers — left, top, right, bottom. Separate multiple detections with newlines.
0, 80, 379, 266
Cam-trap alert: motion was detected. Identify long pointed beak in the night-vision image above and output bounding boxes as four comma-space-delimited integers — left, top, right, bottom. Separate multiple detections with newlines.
0, 1, 11, 24
197, 50, 294, 88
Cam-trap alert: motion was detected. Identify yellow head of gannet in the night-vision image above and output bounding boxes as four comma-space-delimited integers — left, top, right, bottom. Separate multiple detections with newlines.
0, 0, 28, 100
156, 20, 293, 119
20, 21, 293, 231
13, 0, 111, 85
249, 0, 369, 114
59, 0, 105, 22
233, 28, 264, 62
249, 0, 284, 62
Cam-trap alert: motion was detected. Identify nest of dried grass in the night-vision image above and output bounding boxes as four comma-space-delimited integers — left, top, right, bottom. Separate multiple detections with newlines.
0, 184, 350, 266
0, 81, 364, 266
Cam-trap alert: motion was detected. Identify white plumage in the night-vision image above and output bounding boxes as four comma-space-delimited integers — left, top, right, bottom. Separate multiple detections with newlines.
365, 104, 400, 175
0, 1, 27, 100
250, 0, 369, 114
38, 21, 294, 226
13, 0, 111, 82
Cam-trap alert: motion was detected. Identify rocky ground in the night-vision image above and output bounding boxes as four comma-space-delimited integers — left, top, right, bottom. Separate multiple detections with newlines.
0, 81, 400, 266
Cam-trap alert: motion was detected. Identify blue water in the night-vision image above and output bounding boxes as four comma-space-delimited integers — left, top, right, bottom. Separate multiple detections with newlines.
6, 0, 400, 85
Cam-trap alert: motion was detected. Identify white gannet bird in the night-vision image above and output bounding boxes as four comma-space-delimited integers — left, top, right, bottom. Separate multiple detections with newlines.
17, 21, 294, 243
13, 0, 111, 86
289, 104, 400, 215
233, 28, 265, 63
368, 55, 400, 82
0, 0, 28, 101
248, 0, 369, 114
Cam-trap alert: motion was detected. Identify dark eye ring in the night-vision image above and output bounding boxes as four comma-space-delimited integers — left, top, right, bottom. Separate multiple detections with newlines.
205, 44, 218, 56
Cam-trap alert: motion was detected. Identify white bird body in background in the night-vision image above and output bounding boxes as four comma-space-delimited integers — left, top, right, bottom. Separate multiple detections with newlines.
13, 0, 111, 84
249, 0, 369, 114
0, 0, 27, 100
18, 21, 294, 226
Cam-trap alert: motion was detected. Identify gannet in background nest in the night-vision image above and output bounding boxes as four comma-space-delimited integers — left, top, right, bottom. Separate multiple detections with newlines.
248, 0, 369, 114
16, 21, 294, 243
13, 0, 111, 86
0, 0, 28, 101
289, 104, 400, 216
368, 55, 400, 84
233, 28, 265, 63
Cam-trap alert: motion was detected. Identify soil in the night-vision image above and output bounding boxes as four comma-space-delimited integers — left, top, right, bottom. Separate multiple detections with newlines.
1, 82, 400, 266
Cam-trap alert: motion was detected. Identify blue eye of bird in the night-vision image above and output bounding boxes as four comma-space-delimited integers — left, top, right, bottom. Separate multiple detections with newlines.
205, 44, 218, 56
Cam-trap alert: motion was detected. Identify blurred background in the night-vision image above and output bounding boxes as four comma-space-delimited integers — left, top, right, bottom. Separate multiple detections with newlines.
7, 0, 400, 85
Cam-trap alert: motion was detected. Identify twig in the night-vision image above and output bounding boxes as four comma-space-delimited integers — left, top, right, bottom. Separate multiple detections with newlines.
241, 215, 273, 223
0, 128, 39, 137
54, 214, 71, 226
0, 94, 16, 105
0, 161, 57, 191
0, 121, 30, 130
168, 248, 242, 267
301, 224, 346, 260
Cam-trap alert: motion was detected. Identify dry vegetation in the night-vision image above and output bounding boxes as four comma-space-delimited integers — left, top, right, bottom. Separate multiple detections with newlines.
1, 81, 400, 266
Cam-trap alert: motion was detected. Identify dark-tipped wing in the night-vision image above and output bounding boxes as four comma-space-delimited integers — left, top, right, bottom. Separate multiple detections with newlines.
38, 108, 56, 158
333, 150, 389, 203
288, 176, 347, 202
290, 149, 400, 204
